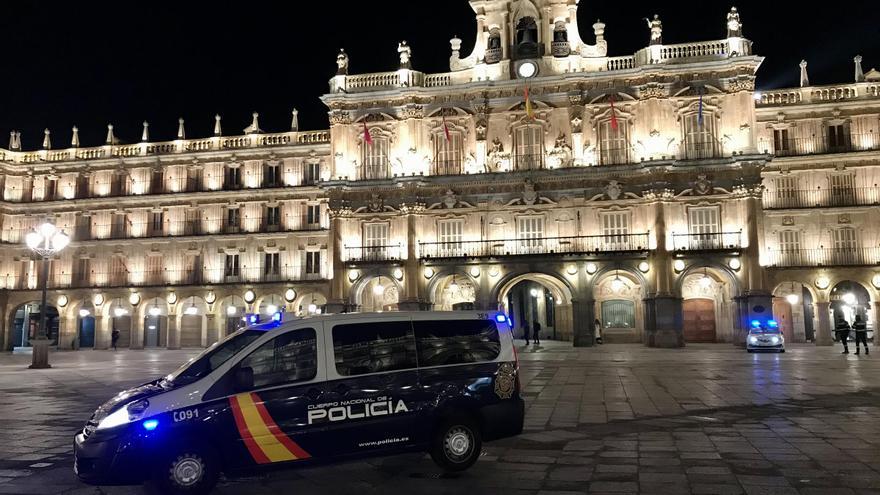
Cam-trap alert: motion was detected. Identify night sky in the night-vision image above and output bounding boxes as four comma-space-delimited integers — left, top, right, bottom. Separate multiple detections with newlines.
2, 1, 878, 150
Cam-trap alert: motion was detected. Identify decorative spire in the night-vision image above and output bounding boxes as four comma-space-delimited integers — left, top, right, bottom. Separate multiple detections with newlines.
799, 60, 810, 88
177, 118, 185, 139
42, 129, 51, 150
71, 126, 80, 148
105, 124, 116, 145
855, 55, 865, 83
244, 112, 262, 134
8, 131, 16, 150
214, 114, 222, 136
290, 108, 299, 131
141, 121, 149, 142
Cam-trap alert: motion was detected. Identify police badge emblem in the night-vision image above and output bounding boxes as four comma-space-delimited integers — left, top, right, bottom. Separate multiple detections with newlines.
494, 362, 516, 399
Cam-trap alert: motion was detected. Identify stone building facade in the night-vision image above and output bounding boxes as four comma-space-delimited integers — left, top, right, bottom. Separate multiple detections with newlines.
1, 0, 876, 351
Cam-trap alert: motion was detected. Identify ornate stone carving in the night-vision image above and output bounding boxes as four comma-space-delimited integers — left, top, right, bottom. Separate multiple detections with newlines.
605, 181, 623, 200
367, 193, 384, 213
328, 110, 351, 126
399, 104, 424, 120
727, 76, 756, 93
782, 216, 795, 226
694, 174, 712, 195
523, 179, 538, 206
442, 189, 458, 209
838, 214, 852, 224
549, 133, 573, 168
638, 83, 666, 100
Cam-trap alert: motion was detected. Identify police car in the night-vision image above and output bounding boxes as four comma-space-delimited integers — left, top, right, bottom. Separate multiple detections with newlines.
74, 312, 524, 494
746, 319, 785, 353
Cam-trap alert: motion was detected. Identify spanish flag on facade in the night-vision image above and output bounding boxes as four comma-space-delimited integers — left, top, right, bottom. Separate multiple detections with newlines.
524, 85, 535, 120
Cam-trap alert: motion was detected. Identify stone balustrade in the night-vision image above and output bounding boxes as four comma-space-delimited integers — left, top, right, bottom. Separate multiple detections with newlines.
759, 82, 880, 106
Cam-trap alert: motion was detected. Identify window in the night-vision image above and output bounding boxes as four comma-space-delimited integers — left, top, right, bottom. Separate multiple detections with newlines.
598, 119, 630, 165
227, 208, 240, 229
778, 230, 801, 252
687, 206, 721, 249
433, 130, 463, 175
364, 223, 388, 248
74, 258, 91, 285
514, 125, 543, 170
266, 206, 280, 227
306, 251, 321, 275
682, 112, 717, 159
239, 328, 318, 390
773, 128, 791, 155
305, 162, 321, 185
225, 166, 241, 189
264, 252, 280, 276
833, 228, 857, 251
827, 124, 850, 152
414, 320, 500, 367
225, 254, 240, 277
438, 219, 463, 256
829, 174, 855, 206
601, 300, 635, 329
517, 216, 544, 251
362, 137, 390, 180
601, 211, 629, 248
332, 321, 417, 376
151, 212, 164, 234
146, 255, 163, 284
264, 164, 280, 187
306, 204, 321, 226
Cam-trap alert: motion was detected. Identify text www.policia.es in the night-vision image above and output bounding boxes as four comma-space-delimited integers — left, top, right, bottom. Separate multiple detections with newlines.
358, 437, 410, 448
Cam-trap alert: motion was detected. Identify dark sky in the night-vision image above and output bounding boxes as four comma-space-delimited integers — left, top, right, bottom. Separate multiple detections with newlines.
2, 1, 878, 150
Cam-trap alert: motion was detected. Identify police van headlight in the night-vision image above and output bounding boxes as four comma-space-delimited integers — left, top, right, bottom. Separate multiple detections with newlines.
97, 399, 150, 431
748, 336, 758, 345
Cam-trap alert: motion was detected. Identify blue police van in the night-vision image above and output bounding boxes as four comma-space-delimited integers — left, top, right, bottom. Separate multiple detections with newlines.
74, 312, 524, 494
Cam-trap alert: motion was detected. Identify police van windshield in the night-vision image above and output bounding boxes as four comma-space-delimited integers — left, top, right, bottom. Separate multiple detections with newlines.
162, 329, 264, 388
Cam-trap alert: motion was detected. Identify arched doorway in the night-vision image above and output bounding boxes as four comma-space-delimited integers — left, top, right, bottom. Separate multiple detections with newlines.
830, 281, 871, 342
433, 274, 477, 311
772, 282, 815, 343
10, 301, 59, 349
593, 270, 644, 343
142, 297, 169, 348
296, 292, 328, 316
76, 301, 96, 349
108, 298, 134, 349
178, 296, 207, 348
358, 276, 399, 312
498, 273, 573, 342
219, 295, 247, 335
679, 267, 737, 343
257, 294, 285, 320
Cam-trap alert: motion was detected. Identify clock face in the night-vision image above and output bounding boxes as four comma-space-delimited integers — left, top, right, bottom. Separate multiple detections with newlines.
518, 61, 537, 78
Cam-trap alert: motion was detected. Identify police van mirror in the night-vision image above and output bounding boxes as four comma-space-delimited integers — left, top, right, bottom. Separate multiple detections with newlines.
234, 367, 254, 391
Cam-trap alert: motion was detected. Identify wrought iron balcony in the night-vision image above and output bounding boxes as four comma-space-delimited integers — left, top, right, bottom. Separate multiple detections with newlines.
344, 244, 403, 262
33, 266, 326, 290
419, 234, 650, 259
763, 187, 880, 209
431, 159, 463, 176
672, 232, 742, 252
759, 133, 880, 158
512, 154, 545, 171
680, 138, 725, 160
765, 247, 880, 268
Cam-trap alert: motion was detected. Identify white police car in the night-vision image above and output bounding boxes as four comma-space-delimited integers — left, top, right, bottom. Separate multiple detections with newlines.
74, 312, 524, 494
746, 319, 785, 353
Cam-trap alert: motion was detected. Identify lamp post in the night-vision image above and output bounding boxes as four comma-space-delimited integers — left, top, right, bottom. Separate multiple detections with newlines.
24, 222, 70, 369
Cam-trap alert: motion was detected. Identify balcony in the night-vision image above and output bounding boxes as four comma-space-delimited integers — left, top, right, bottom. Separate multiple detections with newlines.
673, 232, 742, 252
763, 188, 880, 209
512, 154, 544, 171
419, 234, 650, 259
42, 266, 326, 290
344, 244, 403, 263
680, 138, 725, 161
431, 159, 463, 176
759, 133, 880, 158
765, 247, 880, 268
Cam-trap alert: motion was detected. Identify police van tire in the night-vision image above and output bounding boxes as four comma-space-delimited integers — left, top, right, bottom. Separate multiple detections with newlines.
152, 444, 219, 495
429, 416, 482, 472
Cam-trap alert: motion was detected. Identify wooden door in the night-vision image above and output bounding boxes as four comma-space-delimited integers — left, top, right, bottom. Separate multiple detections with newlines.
683, 299, 716, 343
772, 298, 795, 342
180, 315, 203, 348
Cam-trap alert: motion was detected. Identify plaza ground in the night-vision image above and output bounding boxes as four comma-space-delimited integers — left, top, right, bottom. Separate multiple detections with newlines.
0, 341, 878, 494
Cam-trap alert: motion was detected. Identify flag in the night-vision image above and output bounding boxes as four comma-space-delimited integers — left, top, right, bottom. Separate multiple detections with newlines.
609, 95, 619, 131
363, 120, 373, 145
697, 88, 704, 127
524, 86, 534, 120
442, 114, 451, 142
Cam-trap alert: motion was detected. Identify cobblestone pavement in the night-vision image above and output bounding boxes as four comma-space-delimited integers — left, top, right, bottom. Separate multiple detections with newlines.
0, 341, 878, 494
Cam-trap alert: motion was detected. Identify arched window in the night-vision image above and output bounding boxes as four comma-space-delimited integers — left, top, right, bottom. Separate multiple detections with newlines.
598, 119, 630, 165
601, 300, 635, 329
433, 130, 463, 175
361, 136, 390, 180
682, 111, 718, 159
514, 125, 543, 170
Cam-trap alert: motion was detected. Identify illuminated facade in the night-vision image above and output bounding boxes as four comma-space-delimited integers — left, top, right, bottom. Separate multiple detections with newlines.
1, 1, 875, 351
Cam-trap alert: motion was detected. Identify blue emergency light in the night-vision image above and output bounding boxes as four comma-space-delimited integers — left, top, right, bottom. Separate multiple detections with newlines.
767, 320, 779, 328
272, 312, 283, 323
495, 314, 507, 323
751, 320, 761, 328
142, 419, 159, 431
248, 314, 260, 325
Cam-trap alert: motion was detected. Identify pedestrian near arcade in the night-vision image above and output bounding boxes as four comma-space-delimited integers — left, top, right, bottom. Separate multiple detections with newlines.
111, 329, 120, 351
522, 321, 531, 345
594, 318, 604, 345
835, 317, 851, 354
853, 315, 869, 355
532, 320, 541, 345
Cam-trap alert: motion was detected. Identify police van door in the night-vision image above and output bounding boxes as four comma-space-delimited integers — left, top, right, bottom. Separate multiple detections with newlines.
316, 317, 422, 454
210, 325, 329, 469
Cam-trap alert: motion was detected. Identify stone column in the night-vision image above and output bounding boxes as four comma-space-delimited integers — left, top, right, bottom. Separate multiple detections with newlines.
94, 314, 109, 350
58, 314, 76, 350
205, 313, 219, 347
167, 314, 180, 350
326, 214, 348, 314
815, 301, 833, 346
737, 191, 773, 347
398, 209, 422, 311
572, 262, 595, 347
645, 200, 684, 348
130, 310, 144, 350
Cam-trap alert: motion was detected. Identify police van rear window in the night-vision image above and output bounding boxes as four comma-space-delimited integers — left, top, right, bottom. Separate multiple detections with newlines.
413, 320, 500, 367
332, 321, 418, 376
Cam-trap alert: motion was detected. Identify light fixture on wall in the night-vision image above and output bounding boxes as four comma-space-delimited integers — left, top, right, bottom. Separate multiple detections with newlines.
489, 266, 500, 278
184, 297, 199, 315
167, 292, 178, 305
786, 294, 800, 305
373, 279, 385, 296
243, 289, 256, 304
423, 267, 435, 279
284, 288, 297, 302
610, 271, 625, 293
348, 269, 360, 282
470, 266, 481, 278
129, 292, 141, 306
673, 260, 686, 273
205, 291, 216, 304
226, 306, 238, 316
638, 262, 650, 273
393, 268, 404, 280
728, 258, 742, 271
449, 275, 460, 293
815, 276, 831, 290
113, 307, 128, 318
566, 265, 578, 276
873, 274, 880, 290
94, 293, 105, 306
78, 309, 91, 318
149, 306, 161, 317
57, 295, 68, 307
699, 268, 713, 289
585, 263, 598, 275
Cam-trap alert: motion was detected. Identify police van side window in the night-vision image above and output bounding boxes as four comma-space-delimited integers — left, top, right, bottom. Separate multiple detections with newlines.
332, 321, 418, 376
414, 320, 501, 367
239, 328, 318, 389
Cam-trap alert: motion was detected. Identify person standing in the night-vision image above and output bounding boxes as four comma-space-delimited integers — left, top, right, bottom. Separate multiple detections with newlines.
111, 329, 120, 351
853, 315, 869, 355
522, 322, 531, 345
594, 318, 604, 345
532, 320, 541, 346
835, 317, 851, 354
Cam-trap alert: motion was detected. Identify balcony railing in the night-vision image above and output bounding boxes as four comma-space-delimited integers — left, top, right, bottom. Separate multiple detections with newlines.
419, 234, 650, 259
512, 154, 545, 171
673, 232, 742, 252
431, 160, 463, 176
759, 133, 880, 158
680, 138, 724, 160
765, 248, 880, 268
344, 244, 403, 262
763, 188, 880, 209
38, 266, 326, 290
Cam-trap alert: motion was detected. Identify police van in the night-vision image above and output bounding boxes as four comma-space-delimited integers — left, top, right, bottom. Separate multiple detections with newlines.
74, 311, 524, 494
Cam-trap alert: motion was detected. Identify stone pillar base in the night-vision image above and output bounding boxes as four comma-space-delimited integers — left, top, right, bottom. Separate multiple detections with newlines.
645, 296, 684, 348
29, 338, 52, 369
572, 298, 595, 348
397, 299, 423, 312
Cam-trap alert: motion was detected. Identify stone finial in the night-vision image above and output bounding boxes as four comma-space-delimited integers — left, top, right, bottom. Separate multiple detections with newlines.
9, 131, 20, 150
244, 112, 262, 134
855, 55, 865, 82
450, 35, 462, 58
593, 20, 606, 42
42, 129, 51, 150
177, 118, 185, 139
336, 49, 349, 75
71, 126, 80, 148
141, 121, 149, 142
799, 60, 810, 88
398, 40, 412, 69
291, 108, 299, 131
105, 124, 116, 145
214, 114, 222, 136
727, 7, 742, 38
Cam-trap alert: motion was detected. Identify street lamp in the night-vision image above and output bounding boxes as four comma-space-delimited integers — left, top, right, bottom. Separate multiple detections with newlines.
24, 222, 70, 369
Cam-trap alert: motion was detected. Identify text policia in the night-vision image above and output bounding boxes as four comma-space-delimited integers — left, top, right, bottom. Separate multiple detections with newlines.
307, 396, 409, 425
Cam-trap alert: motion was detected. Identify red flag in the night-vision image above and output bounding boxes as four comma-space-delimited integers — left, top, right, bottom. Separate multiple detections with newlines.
363, 120, 373, 145
442, 114, 451, 142
610, 96, 619, 131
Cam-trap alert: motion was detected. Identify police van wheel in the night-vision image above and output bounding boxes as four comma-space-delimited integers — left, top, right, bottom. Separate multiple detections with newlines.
430, 416, 482, 472
153, 445, 219, 495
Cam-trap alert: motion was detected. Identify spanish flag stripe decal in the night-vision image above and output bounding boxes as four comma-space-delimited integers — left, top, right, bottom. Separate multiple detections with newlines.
251, 393, 311, 459
229, 395, 270, 464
